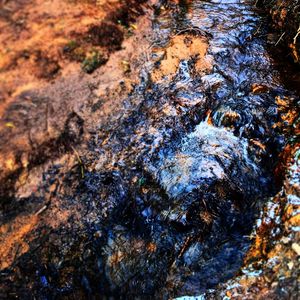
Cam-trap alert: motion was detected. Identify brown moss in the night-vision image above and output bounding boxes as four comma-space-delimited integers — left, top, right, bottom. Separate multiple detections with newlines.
105, 0, 146, 27
33, 51, 61, 79
86, 22, 124, 50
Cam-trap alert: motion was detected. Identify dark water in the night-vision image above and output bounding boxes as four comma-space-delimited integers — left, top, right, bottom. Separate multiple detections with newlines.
0, 0, 294, 298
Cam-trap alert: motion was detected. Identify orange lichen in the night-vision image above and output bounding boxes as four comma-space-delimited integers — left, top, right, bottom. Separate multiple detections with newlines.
206, 110, 214, 125
251, 83, 269, 94
109, 250, 125, 266
147, 242, 157, 252
250, 139, 266, 152
199, 211, 213, 225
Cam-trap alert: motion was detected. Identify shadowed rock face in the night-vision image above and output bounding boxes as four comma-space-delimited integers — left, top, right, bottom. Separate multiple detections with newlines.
0, 0, 298, 299
257, 0, 300, 66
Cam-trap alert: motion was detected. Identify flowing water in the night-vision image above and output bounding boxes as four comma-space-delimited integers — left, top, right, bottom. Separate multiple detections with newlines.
0, 0, 298, 298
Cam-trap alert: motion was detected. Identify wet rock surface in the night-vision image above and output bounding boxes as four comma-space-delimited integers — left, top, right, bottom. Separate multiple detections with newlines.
0, 0, 299, 299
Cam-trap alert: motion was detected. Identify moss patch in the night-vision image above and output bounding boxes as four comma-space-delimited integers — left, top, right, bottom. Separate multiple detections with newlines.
81, 51, 107, 74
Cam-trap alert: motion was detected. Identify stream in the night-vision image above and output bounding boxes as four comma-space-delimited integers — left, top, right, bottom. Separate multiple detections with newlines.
0, 0, 298, 299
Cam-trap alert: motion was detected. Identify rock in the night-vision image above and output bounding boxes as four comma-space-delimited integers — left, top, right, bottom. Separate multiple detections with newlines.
183, 242, 203, 266
291, 243, 300, 256
156, 121, 261, 199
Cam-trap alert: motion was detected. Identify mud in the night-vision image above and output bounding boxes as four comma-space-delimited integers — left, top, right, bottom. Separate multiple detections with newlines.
0, 0, 299, 299
0, 0, 153, 202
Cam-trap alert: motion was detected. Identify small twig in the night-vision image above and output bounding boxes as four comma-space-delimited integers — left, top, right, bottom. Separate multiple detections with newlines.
170, 236, 194, 269
253, 22, 263, 36
45, 100, 49, 133
71, 145, 82, 164
177, 236, 192, 259
71, 145, 85, 178
293, 24, 300, 45
275, 32, 286, 46
35, 205, 48, 216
